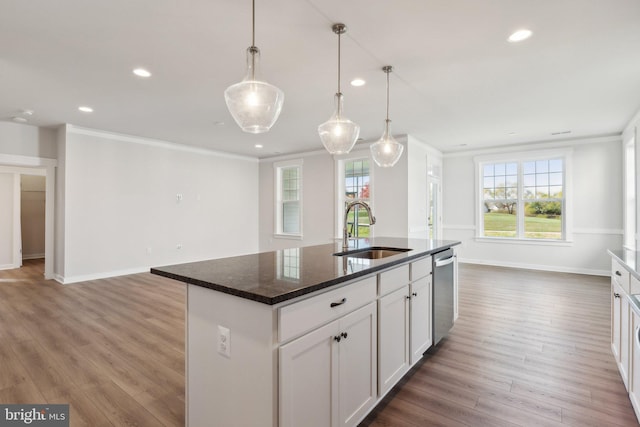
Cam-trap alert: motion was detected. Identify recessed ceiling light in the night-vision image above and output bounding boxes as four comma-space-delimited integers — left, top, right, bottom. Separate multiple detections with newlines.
78, 106, 94, 113
213, 121, 225, 126
350, 78, 366, 87
508, 29, 533, 43
254, 144, 263, 149
508, 132, 517, 136
551, 130, 571, 136
133, 68, 152, 78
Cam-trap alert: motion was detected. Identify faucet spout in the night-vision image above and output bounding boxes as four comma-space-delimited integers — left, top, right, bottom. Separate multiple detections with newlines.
343, 201, 376, 250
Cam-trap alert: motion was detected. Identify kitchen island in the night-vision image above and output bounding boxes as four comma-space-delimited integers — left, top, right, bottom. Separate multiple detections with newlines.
152, 237, 460, 427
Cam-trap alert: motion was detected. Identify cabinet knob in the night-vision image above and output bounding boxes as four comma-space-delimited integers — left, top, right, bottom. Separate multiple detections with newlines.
614, 293, 621, 298
616, 271, 622, 277
334, 335, 342, 342
341, 332, 348, 339
412, 292, 418, 297
406, 295, 411, 300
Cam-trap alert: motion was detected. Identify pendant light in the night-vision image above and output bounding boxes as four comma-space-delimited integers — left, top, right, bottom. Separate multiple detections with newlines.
224, 0, 284, 134
371, 65, 404, 167
318, 23, 360, 154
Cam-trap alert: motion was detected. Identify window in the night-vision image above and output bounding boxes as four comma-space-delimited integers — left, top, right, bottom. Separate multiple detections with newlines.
477, 150, 571, 241
275, 159, 302, 237
338, 157, 372, 238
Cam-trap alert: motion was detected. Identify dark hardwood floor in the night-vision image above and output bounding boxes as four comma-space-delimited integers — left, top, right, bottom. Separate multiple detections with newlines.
0, 260, 636, 426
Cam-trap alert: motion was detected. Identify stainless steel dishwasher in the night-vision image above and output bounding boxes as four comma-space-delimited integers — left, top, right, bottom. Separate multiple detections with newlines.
432, 248, 455, 346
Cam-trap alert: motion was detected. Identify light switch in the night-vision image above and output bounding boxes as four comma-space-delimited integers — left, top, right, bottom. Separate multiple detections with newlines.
218, 325, 231, 358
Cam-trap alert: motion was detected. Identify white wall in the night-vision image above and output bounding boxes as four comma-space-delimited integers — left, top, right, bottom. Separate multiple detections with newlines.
21, 175, 46, 259
56, 126, 259, 283
258, 135, 442, 251
259, 151, 335, 250
443, 136, 622, 275
0, 173, 15, 268
0, 122, 57, 159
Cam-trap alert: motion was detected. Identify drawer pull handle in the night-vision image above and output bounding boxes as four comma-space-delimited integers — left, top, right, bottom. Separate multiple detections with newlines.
616, 271, 622, 277
330, 298, 347, 308
614, 293, 621, 298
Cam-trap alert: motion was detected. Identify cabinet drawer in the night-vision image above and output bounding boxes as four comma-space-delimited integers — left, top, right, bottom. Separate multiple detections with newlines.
613, 259, 630, 294
378, 264, 410, 296
631, 275, 640, 295
279, 276, 377, 343
410, 257, 432, 281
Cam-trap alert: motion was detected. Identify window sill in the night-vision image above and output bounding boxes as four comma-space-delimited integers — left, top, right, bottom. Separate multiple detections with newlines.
475, 236, 573, 247
274, 233, 303, 241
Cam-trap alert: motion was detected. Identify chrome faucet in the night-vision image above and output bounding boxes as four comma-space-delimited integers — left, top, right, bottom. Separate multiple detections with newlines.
343, 201, 376, 250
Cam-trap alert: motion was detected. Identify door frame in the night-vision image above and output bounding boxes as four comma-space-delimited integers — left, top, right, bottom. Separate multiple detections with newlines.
0, 154, 57, 279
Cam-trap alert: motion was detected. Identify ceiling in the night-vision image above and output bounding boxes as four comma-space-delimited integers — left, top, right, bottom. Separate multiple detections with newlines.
1, 0, 640, 158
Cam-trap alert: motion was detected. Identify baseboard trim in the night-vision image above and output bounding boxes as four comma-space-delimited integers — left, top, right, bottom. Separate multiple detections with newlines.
0, 263, 20, 271
55, 266, 150, 285
458, 258, 609, 277
22, 253, 45, 260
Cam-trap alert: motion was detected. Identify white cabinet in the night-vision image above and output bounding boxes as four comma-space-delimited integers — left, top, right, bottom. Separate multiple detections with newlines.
630, 309, 640, 418
612, 259, 631, 390
410, 276, 432, 365
280, 302, 377, 427
378, 285, 410, 396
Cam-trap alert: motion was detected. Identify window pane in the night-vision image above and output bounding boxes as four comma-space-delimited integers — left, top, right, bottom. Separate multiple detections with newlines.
523, 161, 535, 174
550, 186, 563, 198
536, 160, 549, 173
483, 201, 517, 238
536, 187, 549, 198
523, 187, 536, 199
344, 159, 371, 238
524, 201, 562, 239
549, 172, 563, 186
506, 175, 517, 187
483, 164, 494, 177
536, 174, 549, 186
495, 163, 506, 175
549, 159, 563, 172
483, 177, 494, 189
506, 163, 518, 175
523, 174, 535, 187
282, 201, 300, 233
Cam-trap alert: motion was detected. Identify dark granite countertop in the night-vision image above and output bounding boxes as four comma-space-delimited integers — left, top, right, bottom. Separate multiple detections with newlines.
151, 237, 461, 305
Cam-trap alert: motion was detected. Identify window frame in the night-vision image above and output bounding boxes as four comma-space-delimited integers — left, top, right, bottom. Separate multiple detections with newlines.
274, 158, 303, 239
474, 148, 573, 244
335, 149, 374, 240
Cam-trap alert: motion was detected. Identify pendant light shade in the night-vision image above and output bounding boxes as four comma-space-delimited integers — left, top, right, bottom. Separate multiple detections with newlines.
224, 0, 284, 134
318, 23, 360, 154
371, 66, 403, 167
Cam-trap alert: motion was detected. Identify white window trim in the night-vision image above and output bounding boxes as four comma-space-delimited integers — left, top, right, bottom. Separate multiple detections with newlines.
474, 148, 573, 244
274, 158, 303, 239
334, 148, 374, 240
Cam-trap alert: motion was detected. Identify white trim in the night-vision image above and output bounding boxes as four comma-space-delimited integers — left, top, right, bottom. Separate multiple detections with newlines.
272, 234, 304, 241
444, 134, 621, 158
458, 258, 609, 277
443, 224, 476, 230
12, 174, 21, 269
573, 228, 623, 235
0, 263, 20, 271
55, 266, 150, 284
67, 125, 257, 162
260, 149, 328, 162
0, 154, 57, 167
474, 237, 573, 247
22, 253, 45, 260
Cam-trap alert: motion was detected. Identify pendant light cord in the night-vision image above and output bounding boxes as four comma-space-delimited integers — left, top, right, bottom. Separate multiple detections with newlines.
386, 69, 390, 121
250, 0, 256, 80
337, 31, 341, 95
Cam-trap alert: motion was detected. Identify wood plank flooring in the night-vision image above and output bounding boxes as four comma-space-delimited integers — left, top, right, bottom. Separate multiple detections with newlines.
361, 264, 638, 427
0, 260, 636, 426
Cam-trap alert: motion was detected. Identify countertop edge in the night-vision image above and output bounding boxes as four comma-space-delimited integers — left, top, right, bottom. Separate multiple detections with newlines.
151, 241, 460, 306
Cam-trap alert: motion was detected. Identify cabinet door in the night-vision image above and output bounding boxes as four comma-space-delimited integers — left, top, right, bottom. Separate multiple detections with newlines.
630, 310, 640, 418
377, 285, 410, 397
622, 292, 630, 390
410, 277, 432, 365
613, 282, 622, 361
338, 302, 377, 427
279, 319, 339, 427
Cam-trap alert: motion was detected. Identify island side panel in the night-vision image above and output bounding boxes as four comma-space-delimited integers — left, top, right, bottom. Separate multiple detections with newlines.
187, 284, 278, 427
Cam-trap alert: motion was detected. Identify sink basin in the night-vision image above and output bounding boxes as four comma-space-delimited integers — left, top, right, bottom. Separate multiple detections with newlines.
333, 247, 411, 259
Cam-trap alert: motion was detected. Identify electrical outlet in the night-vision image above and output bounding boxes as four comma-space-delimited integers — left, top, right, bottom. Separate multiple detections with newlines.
218, 325, 230, 358
176, 193, 183, 202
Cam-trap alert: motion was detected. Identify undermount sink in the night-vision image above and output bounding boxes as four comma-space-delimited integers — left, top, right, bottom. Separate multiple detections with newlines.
333, 247, 411, 259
